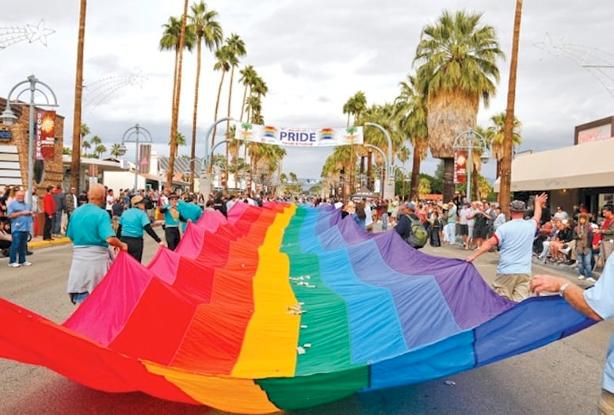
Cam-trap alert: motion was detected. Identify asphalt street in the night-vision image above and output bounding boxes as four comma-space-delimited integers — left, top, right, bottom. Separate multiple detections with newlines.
0, 236, 612, 415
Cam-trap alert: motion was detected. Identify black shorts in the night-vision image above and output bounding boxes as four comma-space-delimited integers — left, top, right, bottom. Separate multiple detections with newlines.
459, 224, 469, 236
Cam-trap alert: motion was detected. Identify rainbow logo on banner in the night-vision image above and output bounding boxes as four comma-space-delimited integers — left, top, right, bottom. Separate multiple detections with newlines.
263, 125, 277, 139
318, 128, 335, 141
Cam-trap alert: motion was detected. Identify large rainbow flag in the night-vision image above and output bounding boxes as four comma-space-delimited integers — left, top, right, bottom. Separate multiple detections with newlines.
0, 203, 595, 413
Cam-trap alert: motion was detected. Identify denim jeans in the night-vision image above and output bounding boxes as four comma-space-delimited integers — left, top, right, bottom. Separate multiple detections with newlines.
9, 231, 28, 264
577, 250, 593, 279
53, 211, 62, 234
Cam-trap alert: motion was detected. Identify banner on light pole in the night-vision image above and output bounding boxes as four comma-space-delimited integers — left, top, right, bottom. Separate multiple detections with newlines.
454, 150, 467, 184
35, 110, 56, 161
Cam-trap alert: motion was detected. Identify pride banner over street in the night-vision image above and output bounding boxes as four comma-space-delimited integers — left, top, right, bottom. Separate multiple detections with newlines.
233, 122, 363, 147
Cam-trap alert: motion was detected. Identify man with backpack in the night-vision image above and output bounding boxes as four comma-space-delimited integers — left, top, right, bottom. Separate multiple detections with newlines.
395, 202, 428, 249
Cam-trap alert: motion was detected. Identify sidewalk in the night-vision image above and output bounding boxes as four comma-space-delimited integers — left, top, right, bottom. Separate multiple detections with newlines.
28, 236, 71, 250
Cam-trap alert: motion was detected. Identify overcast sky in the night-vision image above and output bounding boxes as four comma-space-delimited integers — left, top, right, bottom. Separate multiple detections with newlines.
2, 0, 613, 179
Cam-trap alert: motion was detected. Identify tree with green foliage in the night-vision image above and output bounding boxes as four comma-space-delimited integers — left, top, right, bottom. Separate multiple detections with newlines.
414, 10, 504, 202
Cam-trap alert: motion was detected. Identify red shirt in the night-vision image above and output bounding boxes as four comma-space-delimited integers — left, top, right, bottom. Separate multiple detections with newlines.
598, 217, 614, 244
43, 193, 56, 216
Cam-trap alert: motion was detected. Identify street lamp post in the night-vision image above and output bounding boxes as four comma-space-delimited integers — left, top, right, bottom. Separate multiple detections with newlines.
118, 124, 153, 192
453, 129, 490, 203
1, 75, 58, 206
200, 117, 235, 198
363, 123, 395, 200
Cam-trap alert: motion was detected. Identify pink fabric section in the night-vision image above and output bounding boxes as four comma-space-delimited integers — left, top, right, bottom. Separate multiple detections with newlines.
227, 202, 248, 224
147, 248, 180, 285
63, 254, 154, 346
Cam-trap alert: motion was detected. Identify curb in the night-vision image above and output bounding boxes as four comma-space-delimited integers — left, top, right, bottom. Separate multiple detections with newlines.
29, 237, 71, 250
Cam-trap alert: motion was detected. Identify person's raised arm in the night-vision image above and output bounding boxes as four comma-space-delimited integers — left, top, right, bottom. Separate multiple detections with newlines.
532, 193, 548, 226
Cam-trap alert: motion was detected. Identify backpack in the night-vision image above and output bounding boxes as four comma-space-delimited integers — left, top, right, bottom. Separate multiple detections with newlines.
407, 215, 428, 249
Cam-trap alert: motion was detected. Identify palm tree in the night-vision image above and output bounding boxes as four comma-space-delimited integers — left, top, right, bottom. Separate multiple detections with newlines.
223, 34, 247, 189
71, 0, 87, 191
342, 91, 367, 196
89, 135, 101, 146
81, 139, 91, 155
169, 130, 187, 155
95, 144, 107, 158
189, 1, 223, 191
239, 65, 257, 122
110, 143, 123, 158
499, 0, 524, 216
79, 123, 90, 156
414, 10, 504, 202
395, 75, 428, 200
210, 45, 234, 154
160, 3, 195, 188
487, 111, 522, 178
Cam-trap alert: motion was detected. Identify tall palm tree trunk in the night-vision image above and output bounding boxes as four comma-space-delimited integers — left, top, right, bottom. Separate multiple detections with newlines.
224, 66, 236, 190
239, 85, 249, 122
166, 0, 189, 189
70, 0, 87, 191
189, 39, 203, 192
409, 147, 421, 201
499, 0, 523, 217
210, 70, 226, 173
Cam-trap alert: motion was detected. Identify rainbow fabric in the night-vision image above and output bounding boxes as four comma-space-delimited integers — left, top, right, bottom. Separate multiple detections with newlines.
0, 203, 595, 413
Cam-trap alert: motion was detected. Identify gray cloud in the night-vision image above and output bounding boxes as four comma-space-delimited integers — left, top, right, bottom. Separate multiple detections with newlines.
2, 0, 612, 181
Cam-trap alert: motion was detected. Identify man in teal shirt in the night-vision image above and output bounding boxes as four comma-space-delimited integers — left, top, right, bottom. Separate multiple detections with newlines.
159, 193, 181, 250
66, 184, 127, 304
178, 195, 203, 233
118, 195, 163, 262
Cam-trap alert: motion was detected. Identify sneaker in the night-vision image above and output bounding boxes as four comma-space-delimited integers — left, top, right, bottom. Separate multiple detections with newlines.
578, 275, 585, 280
8, 263, 21, 268
586, 277, 597, 284
21, 262, 32, 266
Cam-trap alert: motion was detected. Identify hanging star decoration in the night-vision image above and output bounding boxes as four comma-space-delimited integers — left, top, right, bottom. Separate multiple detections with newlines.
0, 20, 55, 50
83, 70, 148, 109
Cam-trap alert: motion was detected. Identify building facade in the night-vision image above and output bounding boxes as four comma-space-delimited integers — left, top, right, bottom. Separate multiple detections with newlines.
0, 97, 65, 193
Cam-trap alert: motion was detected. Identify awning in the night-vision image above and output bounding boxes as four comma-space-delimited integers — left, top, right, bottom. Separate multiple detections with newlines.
494, 138, 614, 192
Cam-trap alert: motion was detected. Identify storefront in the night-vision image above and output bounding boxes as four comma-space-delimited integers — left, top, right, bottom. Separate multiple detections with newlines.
495, 132, 614, 217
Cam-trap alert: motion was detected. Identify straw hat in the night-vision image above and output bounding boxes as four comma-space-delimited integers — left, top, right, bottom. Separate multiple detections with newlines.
131, 195, 144, 206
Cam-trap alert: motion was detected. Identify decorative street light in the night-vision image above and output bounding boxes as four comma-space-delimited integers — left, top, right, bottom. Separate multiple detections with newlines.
200, 117, 236, 198
453, 129, 490, 203
1, 74, 58, 206
120, 123, 152, 191
363, 122, 395, 200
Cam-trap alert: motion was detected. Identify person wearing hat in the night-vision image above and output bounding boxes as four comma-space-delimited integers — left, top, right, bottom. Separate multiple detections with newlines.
117, 195, 164, 262
467, 193, 548, 301
159, 193, 181, 250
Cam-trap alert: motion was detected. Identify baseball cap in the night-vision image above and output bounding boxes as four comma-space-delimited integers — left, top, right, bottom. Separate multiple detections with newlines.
405, 202, 416, 210
509, 200, 526, 212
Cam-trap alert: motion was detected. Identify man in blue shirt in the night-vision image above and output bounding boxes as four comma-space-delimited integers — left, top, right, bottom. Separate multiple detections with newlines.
7, 190, 33, 268
118, 195, 163, 262
531, 256, 613, 413
467, 193, 548, 301
66, 184, 127, 304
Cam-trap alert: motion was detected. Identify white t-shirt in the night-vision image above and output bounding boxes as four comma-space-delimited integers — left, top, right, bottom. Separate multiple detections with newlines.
459, 207, 469, 225
364, 204, 373, 227
106, 195, 114, 210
